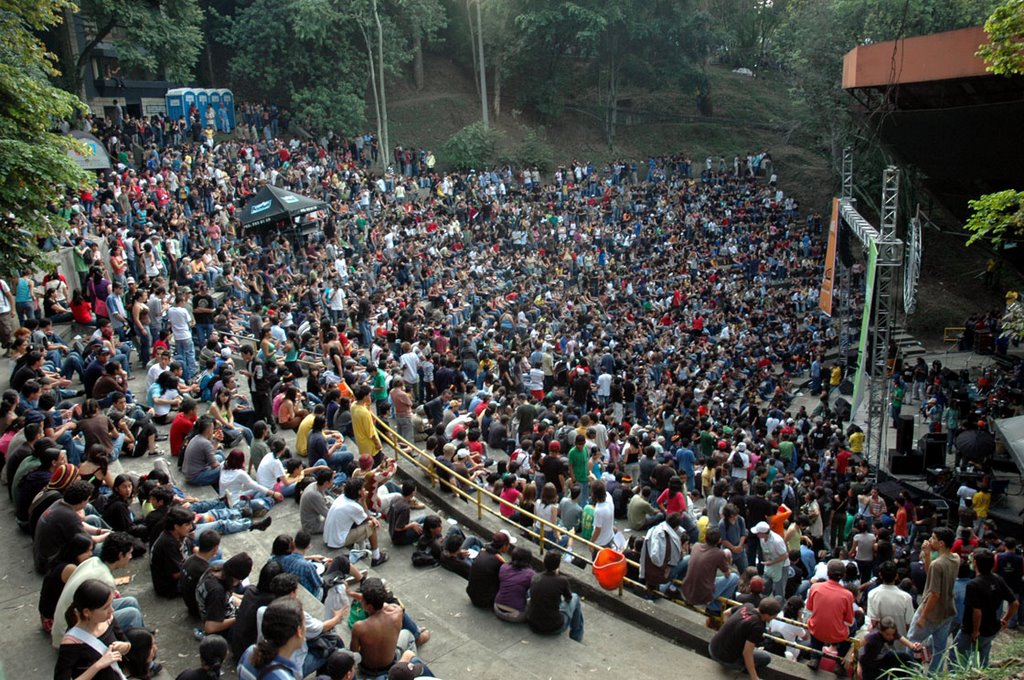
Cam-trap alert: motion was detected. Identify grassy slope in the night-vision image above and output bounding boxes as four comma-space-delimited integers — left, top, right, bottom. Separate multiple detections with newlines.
384, 55, 1007, 340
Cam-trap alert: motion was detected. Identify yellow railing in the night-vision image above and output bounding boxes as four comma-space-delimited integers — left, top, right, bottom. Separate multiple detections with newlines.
368, 413, 859, 665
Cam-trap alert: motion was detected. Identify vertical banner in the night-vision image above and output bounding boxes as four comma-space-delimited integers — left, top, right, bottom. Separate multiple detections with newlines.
819, 198, 840, 316
849, 241, 878, 419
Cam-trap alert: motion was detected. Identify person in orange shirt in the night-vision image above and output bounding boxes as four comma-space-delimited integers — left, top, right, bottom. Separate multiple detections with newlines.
769, 503, 792, 537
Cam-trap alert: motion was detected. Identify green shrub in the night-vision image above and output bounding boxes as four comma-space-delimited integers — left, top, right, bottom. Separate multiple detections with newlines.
507, 128, 554, 172
441, 122, 504, 171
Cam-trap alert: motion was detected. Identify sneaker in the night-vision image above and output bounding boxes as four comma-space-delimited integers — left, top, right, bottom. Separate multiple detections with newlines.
239, 505, 253, 519
249, 516, 272, 532
370, 551, 390, 567
223, 490, 235, 508
251, 504, 269, 519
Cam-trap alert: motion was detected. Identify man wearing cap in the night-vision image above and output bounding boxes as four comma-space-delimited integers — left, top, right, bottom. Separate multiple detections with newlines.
27, 463, 78, 535
466, 529, 516, 608
752, 520, 789, 599
806, 559, 856, 672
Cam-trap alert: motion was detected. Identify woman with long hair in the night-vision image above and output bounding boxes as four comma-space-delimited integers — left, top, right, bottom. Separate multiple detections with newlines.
121, 628, 158, 680
39, 534, 93, 634
208, 387, 253, 445
236, 599, 305, 680
494, 546, 535, 623
54, 579, 130, 680
175, 634, 228, 680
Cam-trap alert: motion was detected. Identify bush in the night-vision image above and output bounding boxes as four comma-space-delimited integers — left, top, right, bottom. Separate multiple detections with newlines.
441, 122, 504, 171
506, 128, 554, 173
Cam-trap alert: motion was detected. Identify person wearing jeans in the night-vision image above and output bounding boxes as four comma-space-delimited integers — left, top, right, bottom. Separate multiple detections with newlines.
908, 528, 961, 673
526, 551, 585, 642
950, 547, 1019, 669
182, 417, 223, 489
708, 599, 782, 679
676, 526, 739, 615
167, 293, 196, 381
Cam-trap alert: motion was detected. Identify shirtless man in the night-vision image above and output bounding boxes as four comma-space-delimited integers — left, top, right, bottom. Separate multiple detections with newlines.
350, 578, 428, 677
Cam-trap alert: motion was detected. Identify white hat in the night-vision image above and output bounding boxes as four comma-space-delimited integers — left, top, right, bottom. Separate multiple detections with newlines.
736, 442, 746, 451
455, 449, 470, 459
495, 529, 518, 546
751, 521, 770, 535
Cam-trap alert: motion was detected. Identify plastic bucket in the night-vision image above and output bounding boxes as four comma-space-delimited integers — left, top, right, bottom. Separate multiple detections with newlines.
592, 548, 627, 590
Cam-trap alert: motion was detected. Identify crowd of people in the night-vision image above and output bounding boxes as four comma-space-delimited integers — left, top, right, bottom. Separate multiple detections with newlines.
0, 103, 1021, 680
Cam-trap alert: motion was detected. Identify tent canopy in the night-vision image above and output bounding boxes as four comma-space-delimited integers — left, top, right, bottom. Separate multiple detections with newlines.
991, 415, 1024, 474
239, 184, 327, 229
68, 131, 111, 170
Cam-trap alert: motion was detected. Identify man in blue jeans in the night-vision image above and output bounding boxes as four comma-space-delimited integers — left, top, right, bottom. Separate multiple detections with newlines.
908, 527, 961, 673
951, 547, 1019, 669
677, 526, 739, 616
526, 551, 584, 642
181, 416, 224, 488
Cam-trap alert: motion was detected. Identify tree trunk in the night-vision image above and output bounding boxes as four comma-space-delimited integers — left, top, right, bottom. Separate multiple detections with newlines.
413, 32, 424, 90
475, 0, 488, 128
466, 0, 479, 97
360, 21, 384, 170
205, 44, 216, 87
374, 0, 390, 163
492, 49, 503, 120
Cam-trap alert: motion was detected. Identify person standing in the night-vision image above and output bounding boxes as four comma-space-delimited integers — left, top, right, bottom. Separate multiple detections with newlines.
752, 521, 788, 599
352, 385, 383, 463
951, 547, 1019, 668
167, 292, 196, 381
908, 527, 961, 673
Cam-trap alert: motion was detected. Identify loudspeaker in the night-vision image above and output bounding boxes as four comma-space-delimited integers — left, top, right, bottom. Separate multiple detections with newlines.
834, 397, 851, 422
918, 433, 946, 468
839, 380, 854, 396
896, 415, 915, 454
890, 452, 925, 475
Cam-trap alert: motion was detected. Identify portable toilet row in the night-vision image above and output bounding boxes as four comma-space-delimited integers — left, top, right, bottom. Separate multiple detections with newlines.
165, 88, 236, 131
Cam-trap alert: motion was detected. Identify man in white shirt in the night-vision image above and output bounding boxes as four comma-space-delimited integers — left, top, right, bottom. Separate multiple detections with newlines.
866, 561, 915, 636
323, 477, 388, 567
167, 292, 196, 381
590, 481, 616, 550
398, 342, 420, 401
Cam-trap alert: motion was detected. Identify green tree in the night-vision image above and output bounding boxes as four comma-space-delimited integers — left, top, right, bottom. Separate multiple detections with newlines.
442, 121, 504, 170
978, 0, 1024, 76
60, 0, 204, 93
225, 0, 373, 137
0, 0, 88, 278
398, 0, 448, 90
964, 190, 1024, 246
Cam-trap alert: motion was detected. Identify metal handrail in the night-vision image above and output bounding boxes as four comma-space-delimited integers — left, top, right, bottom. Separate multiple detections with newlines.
368, 413, 858, 663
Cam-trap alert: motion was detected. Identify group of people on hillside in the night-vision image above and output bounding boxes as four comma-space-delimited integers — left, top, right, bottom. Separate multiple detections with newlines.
0, 101, 1020, 680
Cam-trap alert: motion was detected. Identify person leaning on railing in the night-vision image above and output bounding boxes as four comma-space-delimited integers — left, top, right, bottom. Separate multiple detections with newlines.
708, 597, 783, 680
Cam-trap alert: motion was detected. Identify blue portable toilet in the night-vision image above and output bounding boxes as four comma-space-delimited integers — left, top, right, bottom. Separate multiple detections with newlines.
181, 89, 198, 120
165, 88, 188, 122
208, 90, 222, 130
196, 89, 211, 125
218, 89, 236, 131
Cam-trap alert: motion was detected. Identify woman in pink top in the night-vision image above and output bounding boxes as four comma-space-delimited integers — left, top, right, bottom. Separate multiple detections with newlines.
657, 476, 688, 514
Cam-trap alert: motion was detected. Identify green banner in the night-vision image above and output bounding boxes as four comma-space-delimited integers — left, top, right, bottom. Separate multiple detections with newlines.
850, 241, 878, 419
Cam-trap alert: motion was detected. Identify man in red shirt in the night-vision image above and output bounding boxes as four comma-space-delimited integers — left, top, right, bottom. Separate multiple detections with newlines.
170, 397, 199, 459
807, 559, 856, 672
835, 448, 853, 481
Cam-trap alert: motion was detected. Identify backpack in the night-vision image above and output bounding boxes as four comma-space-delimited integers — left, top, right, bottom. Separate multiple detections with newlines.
411, 547, 438, 567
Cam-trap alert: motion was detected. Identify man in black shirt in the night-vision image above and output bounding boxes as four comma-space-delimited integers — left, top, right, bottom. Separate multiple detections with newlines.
151, 506, 195, 597
197, 552, 252, 639
191, 281, 216, 349
182, 530, 221, 617
466, 530, 514, 608
33, 480, 105, 573
996, 538, 1022, 630
526, 551, 584, 642
708, 598, 782, 680
952, 548, 1019, 667
387, 482, 423, 546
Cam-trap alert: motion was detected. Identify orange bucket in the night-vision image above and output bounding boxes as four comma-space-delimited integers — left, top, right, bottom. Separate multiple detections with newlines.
592, 548, 627, 590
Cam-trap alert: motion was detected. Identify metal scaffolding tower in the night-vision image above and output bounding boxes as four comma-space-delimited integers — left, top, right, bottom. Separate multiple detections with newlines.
838, 155, 903, 472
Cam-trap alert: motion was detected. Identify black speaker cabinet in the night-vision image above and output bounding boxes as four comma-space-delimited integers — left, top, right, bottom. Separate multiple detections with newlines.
918, 433, 946, 469
890, 452, 925, 475
896, 415, 915, 454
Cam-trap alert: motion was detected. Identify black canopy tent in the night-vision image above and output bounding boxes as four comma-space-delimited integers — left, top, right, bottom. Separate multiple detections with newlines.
238, 184, 327, 233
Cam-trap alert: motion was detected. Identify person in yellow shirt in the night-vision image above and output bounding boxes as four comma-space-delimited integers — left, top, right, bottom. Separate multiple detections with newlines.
352, 383, 383, 461
294, 411, 316, 456
848, 428, 865, 457
972, 480, 991, 536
